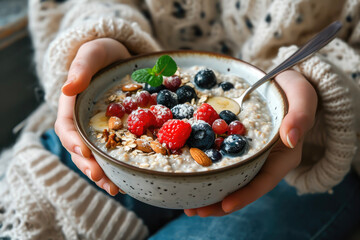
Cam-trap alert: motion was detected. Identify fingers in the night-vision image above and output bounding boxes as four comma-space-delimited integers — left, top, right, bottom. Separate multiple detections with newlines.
221, 140, 303, 213
275, 70, 317, 148
185, 202, 227, 217
55, 94, 92, 158
62, 38, 131, 96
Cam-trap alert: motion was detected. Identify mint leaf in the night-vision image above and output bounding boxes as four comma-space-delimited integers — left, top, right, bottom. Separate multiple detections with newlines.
131, 68, 152, 83
130, 55, 177, 87
148, 75, 163, 87
153, 55, 177, 77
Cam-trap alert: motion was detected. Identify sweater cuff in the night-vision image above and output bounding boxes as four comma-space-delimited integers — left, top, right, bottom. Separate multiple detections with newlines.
271, 45, 359, 194
42, 17, 161, 109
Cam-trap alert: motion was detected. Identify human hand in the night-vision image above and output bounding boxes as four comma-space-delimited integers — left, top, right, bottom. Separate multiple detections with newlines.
184, 70, 318, 217
55, 38, 131, 196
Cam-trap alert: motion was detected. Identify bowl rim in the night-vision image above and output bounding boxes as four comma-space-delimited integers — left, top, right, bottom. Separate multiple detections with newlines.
74, 50, 288, 177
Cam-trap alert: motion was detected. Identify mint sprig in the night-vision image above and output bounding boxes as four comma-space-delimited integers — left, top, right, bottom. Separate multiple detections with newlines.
131, 55, 177, 87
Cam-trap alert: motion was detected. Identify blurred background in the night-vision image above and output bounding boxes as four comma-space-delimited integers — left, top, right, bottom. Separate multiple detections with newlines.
0, 0, 41, 151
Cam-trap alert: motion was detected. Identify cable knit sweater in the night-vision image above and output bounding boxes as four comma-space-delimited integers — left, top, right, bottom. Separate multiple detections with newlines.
1, 0, 360, 239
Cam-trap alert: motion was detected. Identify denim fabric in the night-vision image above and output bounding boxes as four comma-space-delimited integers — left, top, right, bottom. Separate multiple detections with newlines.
40, 129, 183, 235
41, 129, 360, 240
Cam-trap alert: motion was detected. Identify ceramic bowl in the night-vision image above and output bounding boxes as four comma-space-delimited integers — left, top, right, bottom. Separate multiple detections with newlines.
74, 51, 287, 209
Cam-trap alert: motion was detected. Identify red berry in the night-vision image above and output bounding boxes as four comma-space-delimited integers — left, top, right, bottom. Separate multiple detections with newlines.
157, 119, 192, 150
127, 109, 156, 136
194, 103, 219, 125
214, 137, 224, 150
149, 93, 158, 106
228, 121, 246, 135
150, 105, 173, 128
123, 97, 138, 114
136, 90, 151, 107
163, 75, 181, 91
106, 103, 125, 118
212, 119, 228, 135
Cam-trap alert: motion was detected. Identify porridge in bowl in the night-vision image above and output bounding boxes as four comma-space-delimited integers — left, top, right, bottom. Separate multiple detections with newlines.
88, 63, 272, 173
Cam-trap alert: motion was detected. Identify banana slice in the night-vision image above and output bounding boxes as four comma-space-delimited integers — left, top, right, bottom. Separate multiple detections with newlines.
206, 96, 240, 115
89, 111, 109, 132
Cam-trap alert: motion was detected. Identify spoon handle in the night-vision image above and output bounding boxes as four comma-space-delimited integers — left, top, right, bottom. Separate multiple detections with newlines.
243, 21, 342, 96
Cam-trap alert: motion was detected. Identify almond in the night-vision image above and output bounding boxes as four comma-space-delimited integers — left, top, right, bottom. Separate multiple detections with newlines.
122, 83, 142, 92
150, 141, 167, 155
108, 116, 123, 130
190, 148, 212, 167
135, 139, 153, 153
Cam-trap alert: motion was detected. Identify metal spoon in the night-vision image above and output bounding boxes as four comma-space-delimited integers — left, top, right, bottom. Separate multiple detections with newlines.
208, 21, 342, 115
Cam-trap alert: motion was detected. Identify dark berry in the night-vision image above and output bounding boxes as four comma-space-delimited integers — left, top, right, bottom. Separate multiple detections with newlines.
205, 149, 223, 163
106, 103, 125, 118
220, 134, 249, 157
171, 104, 194, 119
218, 82, 234, 91
219, 110, 239, 124
214, 137, 224, 150
176, 85, 197, 104
194, 69, 217, 89
157, 89, 178, 109
144, 83, 165, 94
163, 75, 181, 91
228, 120, 246, 135
187, 121, 215, 150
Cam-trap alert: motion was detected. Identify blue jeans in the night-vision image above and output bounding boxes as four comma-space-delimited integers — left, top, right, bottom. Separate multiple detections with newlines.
41, 129, 360, 239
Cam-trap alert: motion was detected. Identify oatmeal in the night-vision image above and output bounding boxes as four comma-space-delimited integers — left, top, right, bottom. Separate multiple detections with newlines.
88, 66, 272, 172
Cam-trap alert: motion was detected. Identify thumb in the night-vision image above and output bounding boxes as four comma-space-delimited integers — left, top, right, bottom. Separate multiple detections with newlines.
275, 70, 317, 148
62, 38, 131, 96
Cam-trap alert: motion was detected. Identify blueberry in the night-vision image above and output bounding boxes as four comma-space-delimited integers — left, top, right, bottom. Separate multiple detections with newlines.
220, 135, 249, 157
187, 121, 215, 150
194, 69, 217, 89
218, 82, 234, 91
157, 89, 178, 109
171, 104, 194, 119
176, 85, 197, 103
219, 110, 239, 124
144, 83, 165, 93
205, 149, 223, 163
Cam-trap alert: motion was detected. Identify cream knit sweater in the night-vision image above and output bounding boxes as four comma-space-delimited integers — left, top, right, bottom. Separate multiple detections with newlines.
1, 0, 360, 239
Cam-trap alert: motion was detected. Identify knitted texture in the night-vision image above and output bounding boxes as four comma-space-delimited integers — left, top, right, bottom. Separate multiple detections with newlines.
271, 45, 360, 194
0, 132, 148, 240
1, 0, 359, 238
28, 0, 360, 194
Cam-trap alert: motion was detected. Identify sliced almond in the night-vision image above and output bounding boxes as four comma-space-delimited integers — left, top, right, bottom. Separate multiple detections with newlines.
108, 116, 123, 130
122, 83, 143, 92
135, 139, 153, 153
190, 148, 212, 167
150, 141, 167, 155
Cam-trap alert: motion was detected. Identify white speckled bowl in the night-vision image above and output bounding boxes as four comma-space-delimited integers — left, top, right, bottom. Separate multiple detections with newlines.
74, 51, 288, 209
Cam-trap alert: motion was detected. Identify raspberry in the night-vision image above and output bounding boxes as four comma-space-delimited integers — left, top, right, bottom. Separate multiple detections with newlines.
150, 105, 173, 127
127, 109, 156, 136
194, 103, 219, 125
157, 119, 192, 150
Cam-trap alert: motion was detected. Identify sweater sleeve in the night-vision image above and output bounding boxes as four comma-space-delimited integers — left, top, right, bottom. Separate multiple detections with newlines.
271, 40, 360, 194
28, 0, 161, 109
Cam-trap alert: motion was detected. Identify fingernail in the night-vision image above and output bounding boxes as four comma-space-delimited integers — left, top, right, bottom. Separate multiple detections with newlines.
74, 146, 84, 157
85, 169, 93, 181
103, 183, 111, 194
287, 128, 300, 148
119, 189, 126, 194
61, 76, 75, 92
